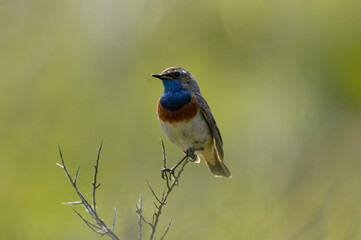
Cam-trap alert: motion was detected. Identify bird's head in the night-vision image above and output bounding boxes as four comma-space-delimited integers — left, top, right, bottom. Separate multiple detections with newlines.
152, 67, 200, 93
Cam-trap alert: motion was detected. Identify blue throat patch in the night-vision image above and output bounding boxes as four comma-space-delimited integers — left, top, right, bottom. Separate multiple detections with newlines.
160, 79, 191, 112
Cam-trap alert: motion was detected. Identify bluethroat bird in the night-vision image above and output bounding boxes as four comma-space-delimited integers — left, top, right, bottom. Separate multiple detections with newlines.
152, 67, 232, 178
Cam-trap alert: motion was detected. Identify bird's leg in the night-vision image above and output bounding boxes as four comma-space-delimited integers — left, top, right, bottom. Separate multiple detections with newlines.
161, 154, 187, 179
161, 147, 204, 179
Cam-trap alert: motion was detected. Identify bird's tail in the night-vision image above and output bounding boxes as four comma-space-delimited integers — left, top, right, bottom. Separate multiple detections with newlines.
202, 146, 232, 178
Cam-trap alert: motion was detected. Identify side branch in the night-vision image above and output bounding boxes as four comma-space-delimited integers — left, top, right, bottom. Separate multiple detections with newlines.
92, 140, 103, 212
137, 140, 191, 240
57, 143, 120, 240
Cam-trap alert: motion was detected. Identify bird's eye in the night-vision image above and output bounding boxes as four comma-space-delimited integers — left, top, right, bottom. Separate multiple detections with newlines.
174, 71, 181, 78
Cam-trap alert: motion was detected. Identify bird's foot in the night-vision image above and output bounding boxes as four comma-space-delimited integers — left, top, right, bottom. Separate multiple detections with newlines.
161, 167, 175, 180
161, 147, 205, 180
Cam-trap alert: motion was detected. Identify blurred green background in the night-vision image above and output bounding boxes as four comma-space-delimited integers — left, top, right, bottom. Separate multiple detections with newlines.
1, 0, 361, 239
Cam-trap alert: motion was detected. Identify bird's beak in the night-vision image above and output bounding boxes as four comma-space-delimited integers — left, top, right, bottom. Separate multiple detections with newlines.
151, 74, 164, 80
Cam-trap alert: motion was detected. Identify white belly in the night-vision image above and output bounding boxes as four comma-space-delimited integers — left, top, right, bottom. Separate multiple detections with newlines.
159, 111, 212, 152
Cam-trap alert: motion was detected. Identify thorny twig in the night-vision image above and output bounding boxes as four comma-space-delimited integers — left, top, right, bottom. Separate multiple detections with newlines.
57, 142, 120, 240
136, 139, 191, 240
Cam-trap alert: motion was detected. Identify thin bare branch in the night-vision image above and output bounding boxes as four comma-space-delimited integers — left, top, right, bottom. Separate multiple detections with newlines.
112, 204, 117, 232
143, 144, 193, 240
92, 140, 103, 213
161, 139, 167, 169
56, 163, 64, 169
148, 158, 189, 240
73, 167, 80, 184
136, 206, 152, 227
137, 194, 142, 240
146, 180, 162, 204
58, 145, 74, 184
160, 218, 173, 240
73, 209, 103, 231
152, 213, 157, 225
62, 201, 82, 205
161, 140, 170, 189
58, 144, 120, 240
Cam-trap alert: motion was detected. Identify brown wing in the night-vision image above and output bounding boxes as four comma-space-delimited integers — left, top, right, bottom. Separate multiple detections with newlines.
194, 93, 224, 160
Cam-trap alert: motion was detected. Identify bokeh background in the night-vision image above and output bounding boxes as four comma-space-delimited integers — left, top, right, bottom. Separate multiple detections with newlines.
1, 0, 361, 239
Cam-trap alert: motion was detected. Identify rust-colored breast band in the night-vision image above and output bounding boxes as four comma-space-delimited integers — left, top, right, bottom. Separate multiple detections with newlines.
158, 97, 199, 123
